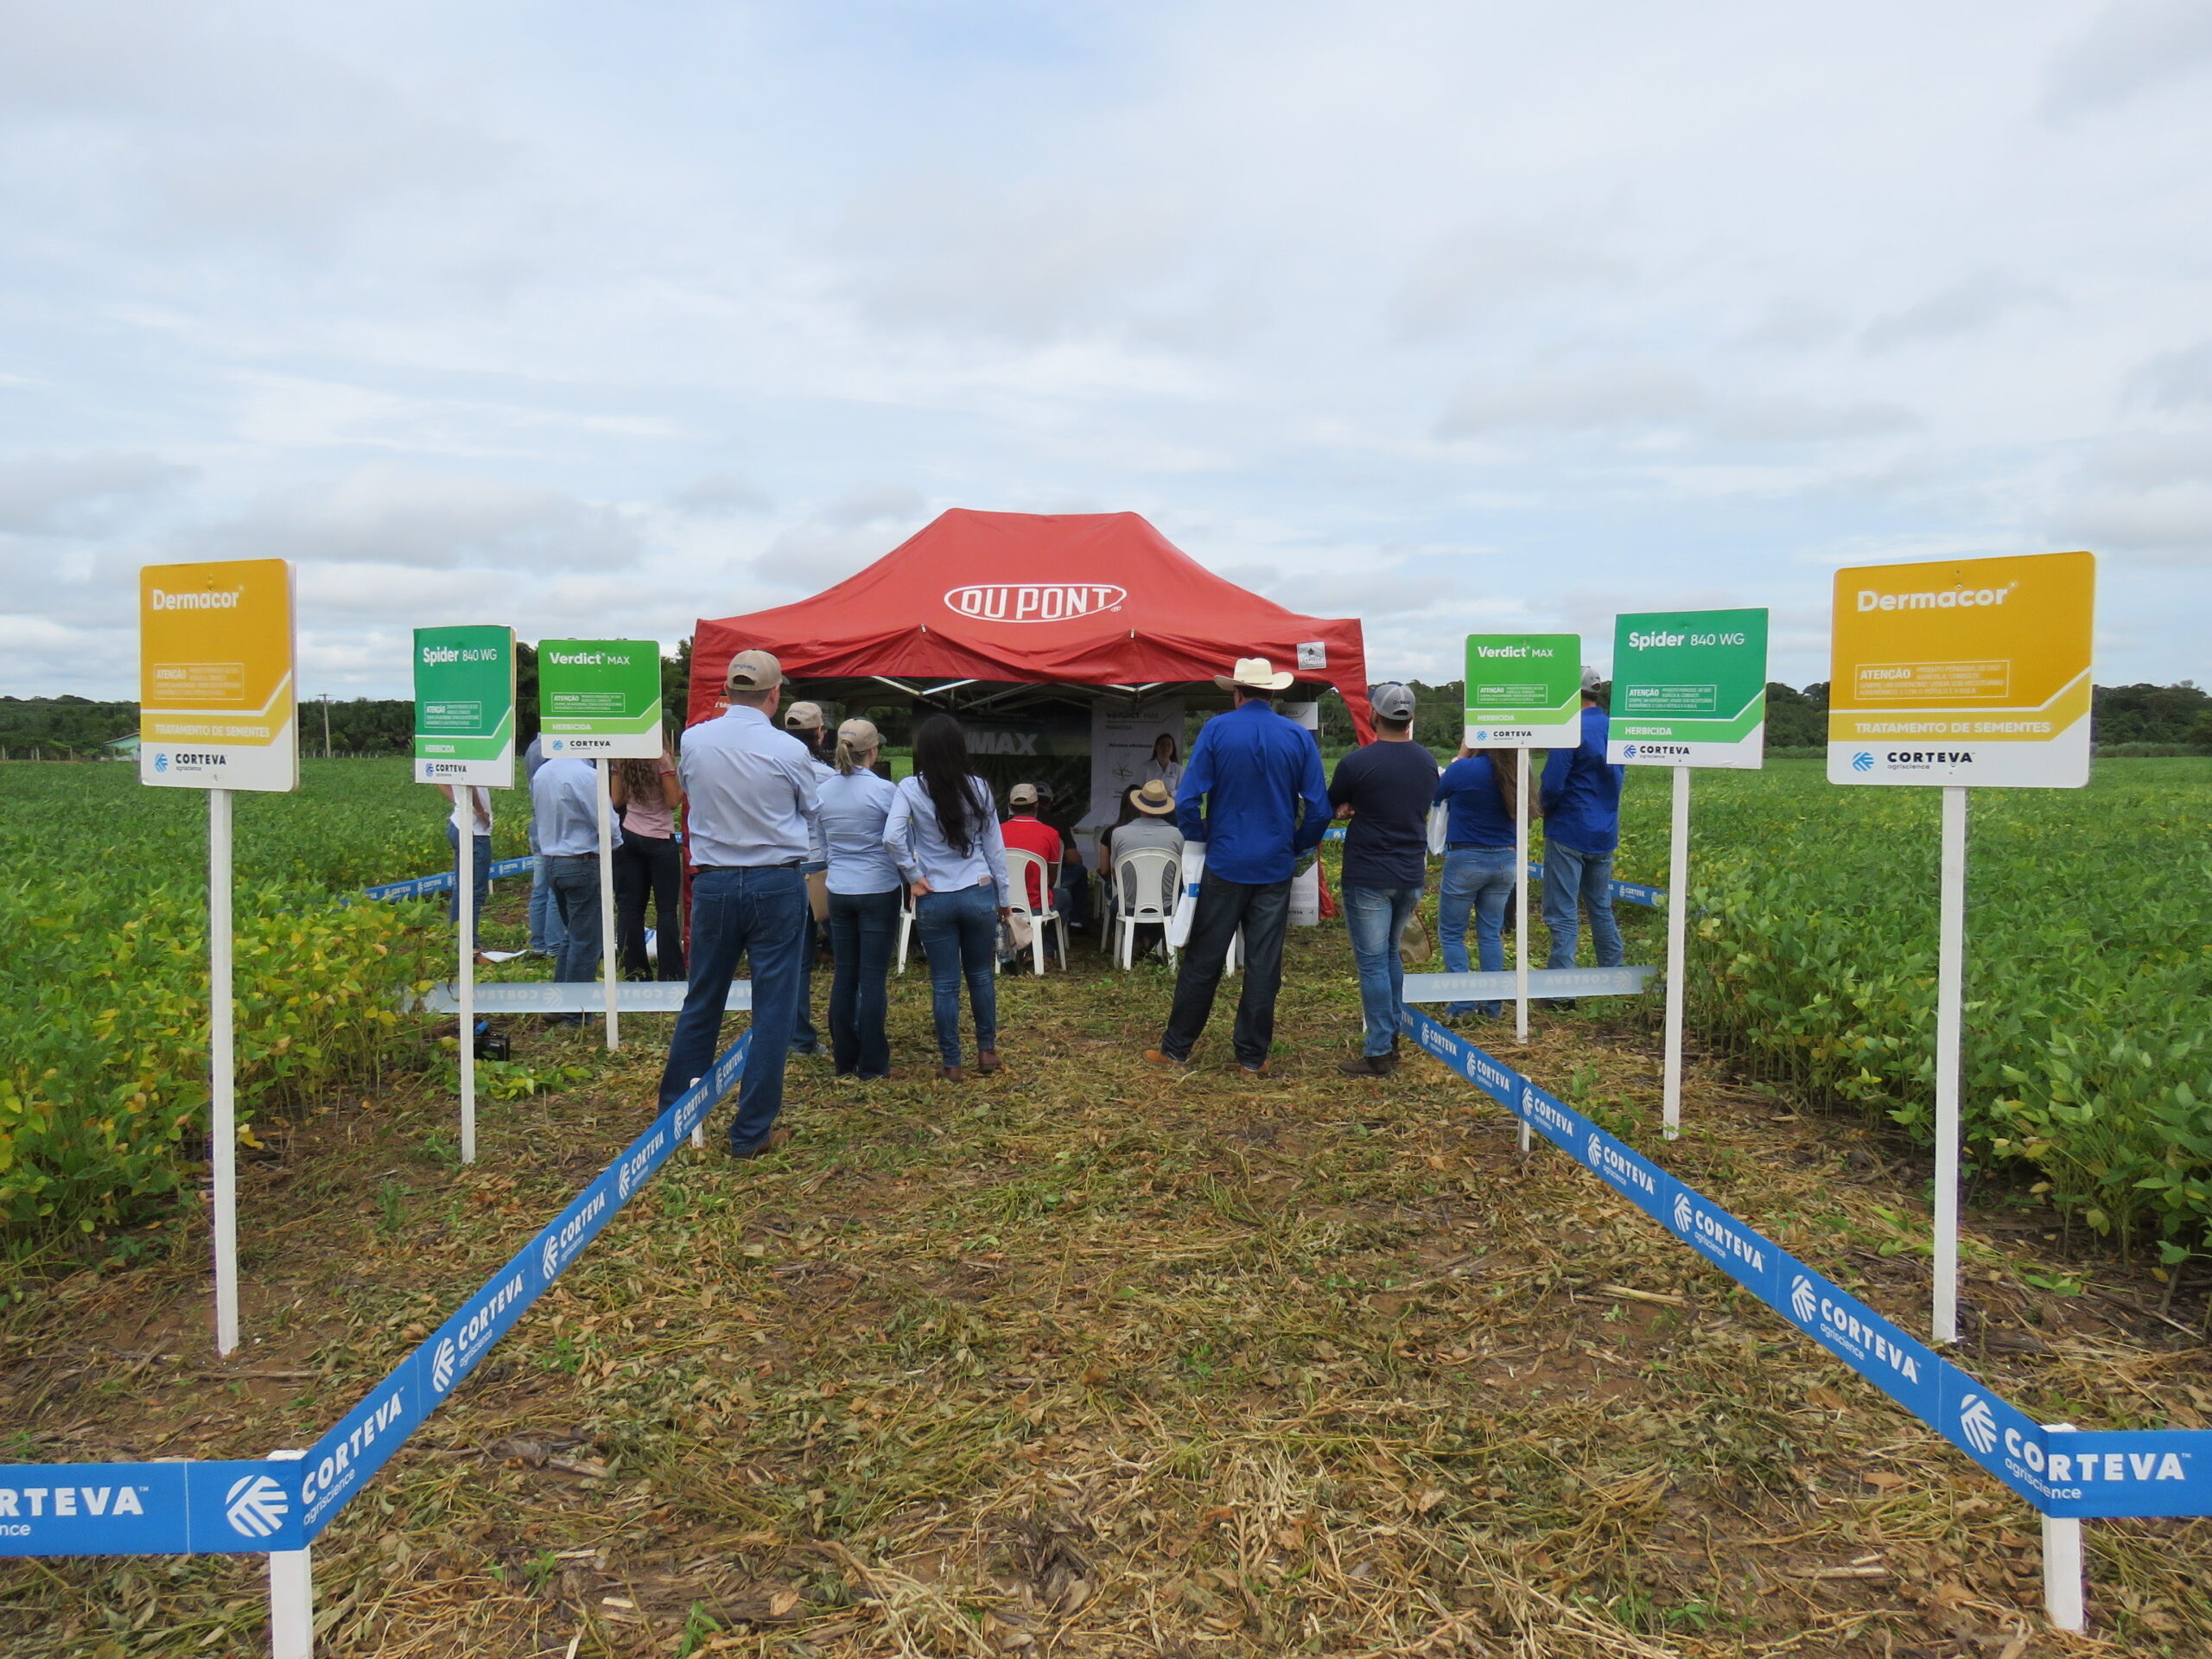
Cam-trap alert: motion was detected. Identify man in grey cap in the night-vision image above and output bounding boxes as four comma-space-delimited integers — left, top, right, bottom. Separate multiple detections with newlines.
658, 649, 824, 1156
782, 699, 836, 1057
1536, 664, 1627, 1000
1325, 682, 1440, 1075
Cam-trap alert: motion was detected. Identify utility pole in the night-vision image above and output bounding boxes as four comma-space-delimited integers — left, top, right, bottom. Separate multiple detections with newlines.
320, 694, 332, 759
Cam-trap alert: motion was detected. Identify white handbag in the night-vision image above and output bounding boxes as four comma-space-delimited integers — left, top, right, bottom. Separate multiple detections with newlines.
1166, 844, 1206, 950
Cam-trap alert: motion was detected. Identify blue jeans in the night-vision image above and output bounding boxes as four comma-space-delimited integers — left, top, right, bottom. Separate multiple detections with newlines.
914, 883, 1000, 1068
826, 888, 899, 1077
1542, 842, 1624, 970
545, 856, 603, 988
658, 865, 808, 1152
791, 911, 822, 1054
445, 824, 492, 938
1343, 884, 1421, 1057
529, 847, 566, 955
1439, 847, 1516, 1017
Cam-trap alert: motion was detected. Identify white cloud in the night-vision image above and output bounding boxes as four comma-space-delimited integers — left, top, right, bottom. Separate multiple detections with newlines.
202, 467, 645, 573
1, 1, 2209, 696
0, 453, 194, 535
2040, 0, 2212, 118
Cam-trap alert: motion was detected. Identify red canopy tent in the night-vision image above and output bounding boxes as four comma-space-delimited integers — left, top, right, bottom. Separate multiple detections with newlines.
689, 509, 1374, 740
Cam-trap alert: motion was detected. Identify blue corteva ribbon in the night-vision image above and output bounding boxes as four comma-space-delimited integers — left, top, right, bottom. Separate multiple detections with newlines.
0, 1033, 751, 1559
362, 856, 533, 902
1404, 1008, 2212, 1519
0, 1460, 303, 1558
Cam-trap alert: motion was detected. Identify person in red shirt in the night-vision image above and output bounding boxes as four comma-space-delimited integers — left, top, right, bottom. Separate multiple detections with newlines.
1000, 783, 1062, 912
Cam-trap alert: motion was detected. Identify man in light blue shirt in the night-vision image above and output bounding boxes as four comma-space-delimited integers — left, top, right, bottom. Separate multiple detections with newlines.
531, 753, 603, 1019
523, 733, 567, 958
658, 650, 823, 1159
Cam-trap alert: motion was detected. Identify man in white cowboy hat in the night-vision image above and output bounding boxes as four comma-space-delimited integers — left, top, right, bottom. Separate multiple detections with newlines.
1100, 778, 1184, 951
1145, 657, 1329, 1075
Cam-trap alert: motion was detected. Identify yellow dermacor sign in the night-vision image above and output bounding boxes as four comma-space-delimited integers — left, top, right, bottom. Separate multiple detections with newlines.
1827, 550, 2094, 788
139, 559, 299, 791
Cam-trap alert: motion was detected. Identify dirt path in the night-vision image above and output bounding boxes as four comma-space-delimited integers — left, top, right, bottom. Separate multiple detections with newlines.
3, 921, 2207, 1656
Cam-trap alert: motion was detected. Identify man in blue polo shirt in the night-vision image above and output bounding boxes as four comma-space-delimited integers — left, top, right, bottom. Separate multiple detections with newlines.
1146, 657, 1330, 1075
1539, 664, 1627, 992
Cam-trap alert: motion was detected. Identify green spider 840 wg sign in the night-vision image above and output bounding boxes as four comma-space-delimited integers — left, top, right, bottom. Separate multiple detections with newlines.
1605, 609, 1768, 768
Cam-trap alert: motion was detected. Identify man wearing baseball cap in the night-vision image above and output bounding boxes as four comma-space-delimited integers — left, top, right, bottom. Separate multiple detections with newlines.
1327, 682, 1441, 1075
782, 700, 836, 1057
1146, 656, 1329, 1075
1000, 782, 1064, 930
658, 649, 824, 1157
1536, 664, 1627, 999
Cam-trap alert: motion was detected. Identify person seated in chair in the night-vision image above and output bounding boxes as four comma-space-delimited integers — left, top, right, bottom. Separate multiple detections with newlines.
1000, 782, 1065, 965
1101, 779, 1184, 960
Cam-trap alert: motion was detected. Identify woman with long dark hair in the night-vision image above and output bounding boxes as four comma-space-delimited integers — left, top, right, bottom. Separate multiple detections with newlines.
882, 715, 1008, 1080
1430, 745, 1525, 1021
610, 744, 686, 979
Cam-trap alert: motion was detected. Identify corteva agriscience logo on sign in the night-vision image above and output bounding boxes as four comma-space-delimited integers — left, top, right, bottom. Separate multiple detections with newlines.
412, 625, 516, 787
138, 559, 298, 793
944, 583, 1127, 623
1607, 608, 1768, 769
537, 639, 664, 760
1827, 550, 2094, 789
1462, 632, 1581, 748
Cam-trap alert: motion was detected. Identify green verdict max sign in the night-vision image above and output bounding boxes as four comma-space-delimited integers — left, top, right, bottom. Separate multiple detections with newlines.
537, 639, 664, 760
1605, 608, 1768, 768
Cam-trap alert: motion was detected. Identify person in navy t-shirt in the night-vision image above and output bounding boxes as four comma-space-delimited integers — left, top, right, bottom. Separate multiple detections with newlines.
1325, 683, 1440, 1075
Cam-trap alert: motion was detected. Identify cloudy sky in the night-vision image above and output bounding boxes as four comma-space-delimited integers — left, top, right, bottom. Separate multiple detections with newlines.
4, 0, 2210, 698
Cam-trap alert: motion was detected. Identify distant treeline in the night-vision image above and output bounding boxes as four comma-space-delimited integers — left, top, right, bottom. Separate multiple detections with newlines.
6, 666, 2207, 758
1313, 679, 2212, 753
3, 640, 699, 757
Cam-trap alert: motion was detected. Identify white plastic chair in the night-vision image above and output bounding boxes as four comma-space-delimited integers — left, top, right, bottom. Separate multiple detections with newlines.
1110, 848, 1180, 970
1003, 849, 1067, 975
894, 884, 916, 975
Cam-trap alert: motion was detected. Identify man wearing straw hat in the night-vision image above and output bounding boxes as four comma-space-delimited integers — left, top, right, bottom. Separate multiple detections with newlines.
1145, 657, 1330, 1076
658, 649, 823, 1157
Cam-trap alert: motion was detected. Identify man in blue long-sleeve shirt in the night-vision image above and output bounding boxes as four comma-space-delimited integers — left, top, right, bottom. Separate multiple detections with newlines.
1538, 665, 1627, 983
1147, 658, 1330, 1074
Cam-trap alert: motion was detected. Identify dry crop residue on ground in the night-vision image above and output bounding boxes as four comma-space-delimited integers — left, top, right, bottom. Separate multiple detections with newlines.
3, 920, 2208, 1656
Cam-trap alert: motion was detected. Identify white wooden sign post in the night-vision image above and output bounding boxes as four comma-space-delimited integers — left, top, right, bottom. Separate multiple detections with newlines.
1827, 550, 2094, 1346
1462, 632, 1580, 1153
139, 559, 298, 1357
413, 626, 517, 1164
1606, 608, 1770, 1140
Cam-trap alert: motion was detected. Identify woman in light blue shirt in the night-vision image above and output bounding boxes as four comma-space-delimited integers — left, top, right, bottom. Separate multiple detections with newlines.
884, 715, 1009, 1081
817, 718, 902, 1079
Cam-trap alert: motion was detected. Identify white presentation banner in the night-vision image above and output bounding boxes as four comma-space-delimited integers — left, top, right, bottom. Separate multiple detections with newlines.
1089, 697, 1184, 827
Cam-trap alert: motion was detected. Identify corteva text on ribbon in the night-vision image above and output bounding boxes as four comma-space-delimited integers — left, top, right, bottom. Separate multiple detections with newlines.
138, 559, 298, 793
1827, 551, 2094, 789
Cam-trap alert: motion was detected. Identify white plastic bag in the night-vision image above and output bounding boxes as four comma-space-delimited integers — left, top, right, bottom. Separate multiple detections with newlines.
1426, 802, 1449, 857
1166, 844, 1206, 950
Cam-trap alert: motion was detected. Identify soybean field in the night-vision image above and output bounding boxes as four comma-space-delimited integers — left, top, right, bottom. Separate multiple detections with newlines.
1614, 757, 2212, 1268
0, 760, 517, 1247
